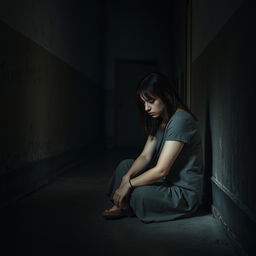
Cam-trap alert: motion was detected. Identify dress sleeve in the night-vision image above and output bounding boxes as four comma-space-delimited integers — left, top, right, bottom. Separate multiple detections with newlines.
165, 114, 196, 143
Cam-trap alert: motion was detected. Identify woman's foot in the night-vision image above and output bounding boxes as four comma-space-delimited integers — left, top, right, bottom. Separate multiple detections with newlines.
103, 205, 120, 213
101, 204, 135, 219
104, 203, 129, 213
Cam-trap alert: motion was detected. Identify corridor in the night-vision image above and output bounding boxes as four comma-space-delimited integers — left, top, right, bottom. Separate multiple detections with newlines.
3, 149, 238, 256
1, 0, 255, 255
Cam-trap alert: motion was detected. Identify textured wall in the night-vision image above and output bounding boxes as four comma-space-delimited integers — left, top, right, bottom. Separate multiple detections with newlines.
192, 0, 243, 61
171, 0, 187, 83
0, 1, 104, 204
191, 1, 256, 253
0, 19, 101, 171
0, 0, 104, 83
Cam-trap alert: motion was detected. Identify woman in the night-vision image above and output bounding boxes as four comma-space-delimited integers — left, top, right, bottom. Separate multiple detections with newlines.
102, 72, 204, 223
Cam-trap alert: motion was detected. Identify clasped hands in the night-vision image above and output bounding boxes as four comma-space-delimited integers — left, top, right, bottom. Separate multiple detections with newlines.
113, 176, 132, 208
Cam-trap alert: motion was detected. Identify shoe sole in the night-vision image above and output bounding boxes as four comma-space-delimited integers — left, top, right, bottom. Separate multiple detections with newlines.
102, 214, 128, 220
101, 209, 135, 220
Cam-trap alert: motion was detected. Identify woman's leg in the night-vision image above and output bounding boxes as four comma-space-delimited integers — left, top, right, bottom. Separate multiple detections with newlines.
104, 159, 135, 210
129, 184, 196, 223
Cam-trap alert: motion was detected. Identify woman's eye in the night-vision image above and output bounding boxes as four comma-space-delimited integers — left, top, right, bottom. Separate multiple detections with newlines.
148, 100, 154, 104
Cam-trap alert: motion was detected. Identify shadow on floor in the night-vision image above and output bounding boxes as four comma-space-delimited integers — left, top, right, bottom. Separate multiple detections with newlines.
1, 149, 238, 256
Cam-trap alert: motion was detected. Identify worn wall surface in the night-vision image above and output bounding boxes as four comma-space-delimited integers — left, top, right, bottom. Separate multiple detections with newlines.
170, 0, 187, 84
192, 0, 243, 61
0, 0, 104, 83
0, 0, 104, 205
191, 0, 255, 254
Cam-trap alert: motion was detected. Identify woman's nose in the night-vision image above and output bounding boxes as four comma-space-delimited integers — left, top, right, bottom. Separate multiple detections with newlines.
145, 103, 150, 111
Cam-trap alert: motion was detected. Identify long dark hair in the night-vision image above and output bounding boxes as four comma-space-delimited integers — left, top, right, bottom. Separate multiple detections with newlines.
136, 72, 197, 136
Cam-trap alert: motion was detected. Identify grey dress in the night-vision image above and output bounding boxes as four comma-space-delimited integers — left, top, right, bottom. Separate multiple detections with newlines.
105, 110, 204, 223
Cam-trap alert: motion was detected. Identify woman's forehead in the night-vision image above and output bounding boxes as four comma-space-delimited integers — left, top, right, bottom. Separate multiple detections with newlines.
140, 92, 156, 101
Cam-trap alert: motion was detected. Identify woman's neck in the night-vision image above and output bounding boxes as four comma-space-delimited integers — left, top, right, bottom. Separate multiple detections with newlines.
159, 108, 184, 131
175, 107, 184, 113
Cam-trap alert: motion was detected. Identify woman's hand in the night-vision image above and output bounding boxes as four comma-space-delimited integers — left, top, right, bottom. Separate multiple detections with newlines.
119, 175, 130, 188
113, 180, 132, 208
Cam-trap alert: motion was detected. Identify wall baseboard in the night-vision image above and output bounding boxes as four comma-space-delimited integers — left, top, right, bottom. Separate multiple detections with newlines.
212, 180, 256, 256
212, 205, 248, 256
0, 146, 100, 208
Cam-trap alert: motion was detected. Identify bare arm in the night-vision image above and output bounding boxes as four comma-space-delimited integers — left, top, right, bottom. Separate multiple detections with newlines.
112, 135, 156, 208
130, 140, 184, 187
113, 140, 184, 208
124, 135, 157, 179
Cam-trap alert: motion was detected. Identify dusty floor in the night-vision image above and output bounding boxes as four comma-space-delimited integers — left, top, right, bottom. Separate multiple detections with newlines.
2, 149, 240, 256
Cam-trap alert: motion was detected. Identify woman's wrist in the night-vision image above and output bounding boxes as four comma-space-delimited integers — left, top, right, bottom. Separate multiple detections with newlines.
128, 178, 134, 189
123, 174, 131, 181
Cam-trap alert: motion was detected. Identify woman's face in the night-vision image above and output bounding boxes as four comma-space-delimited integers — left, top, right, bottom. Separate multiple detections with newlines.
140, 94, 166, 118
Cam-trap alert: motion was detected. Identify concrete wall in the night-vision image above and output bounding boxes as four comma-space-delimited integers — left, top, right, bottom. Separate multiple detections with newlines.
191, 0, 255, 254
0, 0, 104, 206
104, 0, 173, 148
192, 0, 243, 61
0, 0, 104, 83
170, 0, 189, 104
170, 0, 187, 83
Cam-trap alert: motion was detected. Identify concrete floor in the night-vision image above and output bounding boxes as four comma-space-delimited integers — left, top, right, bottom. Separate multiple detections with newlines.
2, 149, 240, 256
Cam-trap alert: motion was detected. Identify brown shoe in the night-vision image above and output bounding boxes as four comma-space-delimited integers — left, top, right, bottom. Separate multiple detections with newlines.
101, 207, 135, 220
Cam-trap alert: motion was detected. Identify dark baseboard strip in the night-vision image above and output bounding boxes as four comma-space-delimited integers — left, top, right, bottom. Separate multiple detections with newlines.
212, 181, 256, 256
212, 205, 248, 256
211, 177, 256, 224
0, 146, 101, 208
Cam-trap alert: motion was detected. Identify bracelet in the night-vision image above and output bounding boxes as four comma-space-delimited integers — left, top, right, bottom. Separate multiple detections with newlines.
129, 179, 134, 189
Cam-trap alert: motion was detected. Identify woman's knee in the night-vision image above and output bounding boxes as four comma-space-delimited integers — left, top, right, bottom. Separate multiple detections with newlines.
115, 159, 134, 176
131, 186, 152, 201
